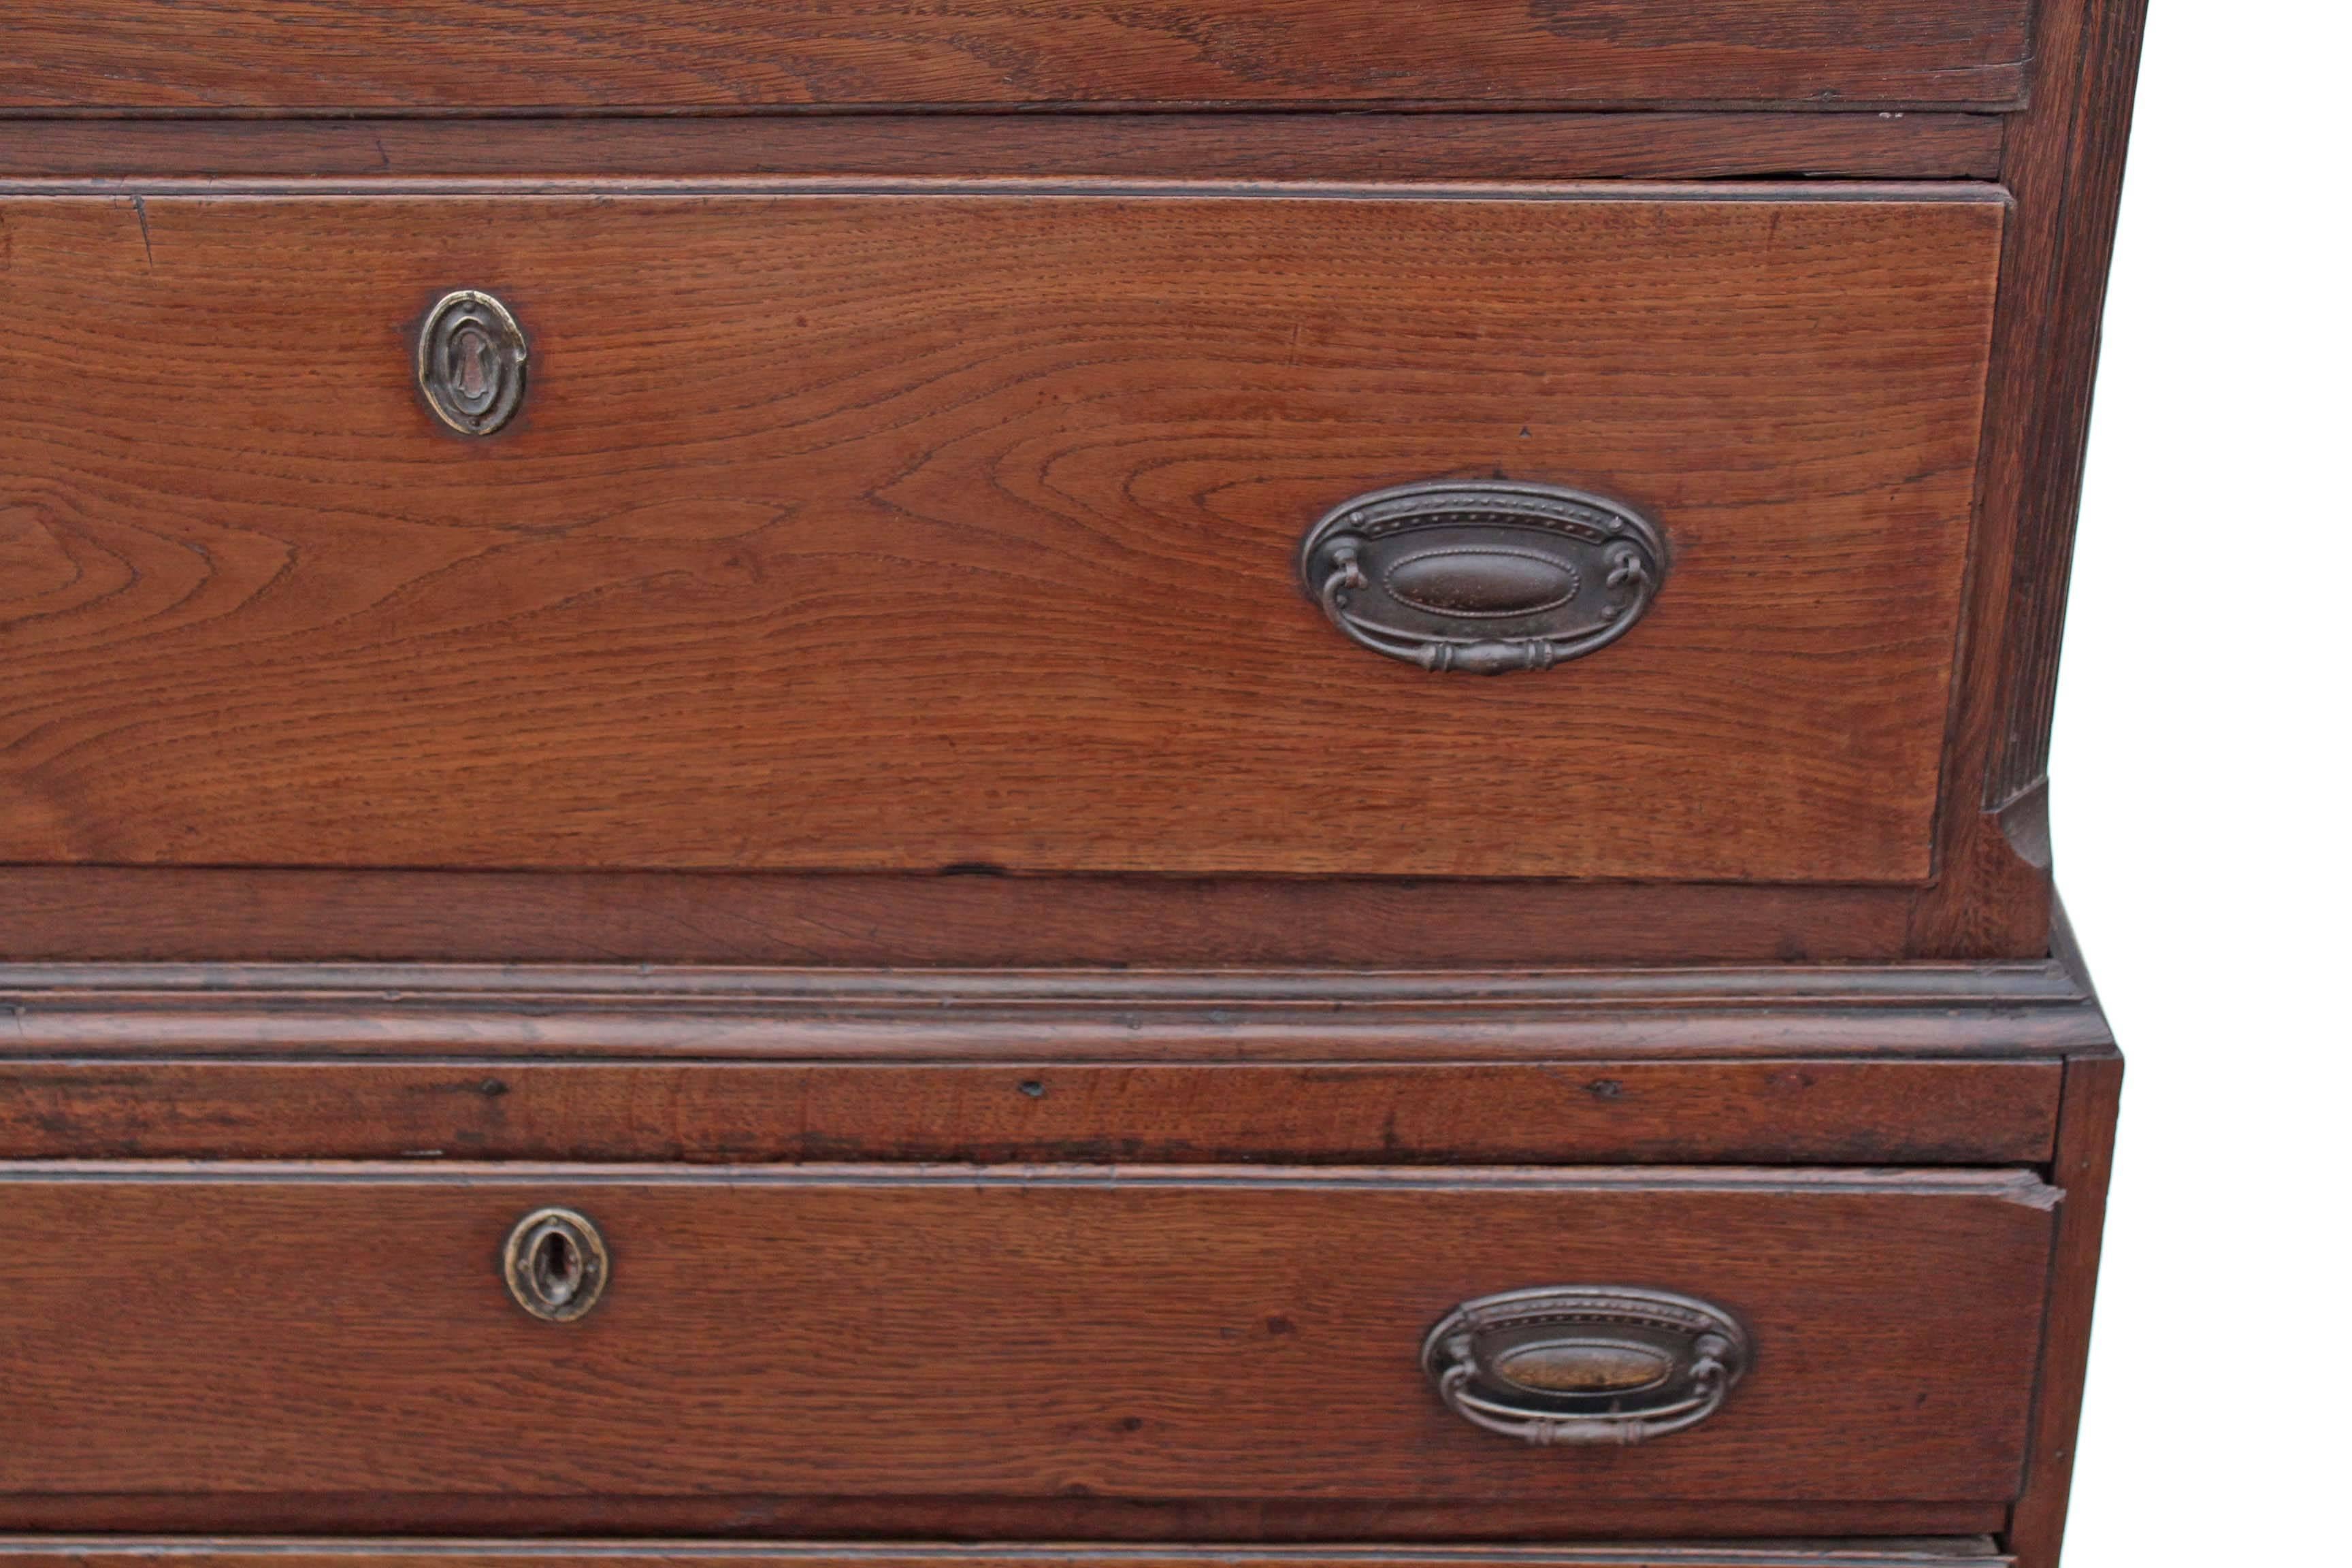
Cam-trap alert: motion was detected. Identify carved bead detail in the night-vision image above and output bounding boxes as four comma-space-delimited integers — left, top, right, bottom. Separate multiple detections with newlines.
1298, 480, 1666, 674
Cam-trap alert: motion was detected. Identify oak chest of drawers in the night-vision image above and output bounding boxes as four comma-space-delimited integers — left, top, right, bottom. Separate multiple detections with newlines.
0, 4, 2143, 1568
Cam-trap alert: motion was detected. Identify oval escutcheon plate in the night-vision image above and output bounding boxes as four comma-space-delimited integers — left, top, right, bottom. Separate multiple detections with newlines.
1298, 479, 1667, 672
417, 288, 529, 436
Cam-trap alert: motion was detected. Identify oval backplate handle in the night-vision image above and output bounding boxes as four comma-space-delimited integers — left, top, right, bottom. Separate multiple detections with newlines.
1298, 480, 1666, 673
502, 1205, 609, 1323
419, 289, 529, 436
1422, 1286, 1748, 1446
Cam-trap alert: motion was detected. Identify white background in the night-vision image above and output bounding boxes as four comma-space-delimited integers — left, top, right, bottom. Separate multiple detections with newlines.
2050, 0, 2347, 1559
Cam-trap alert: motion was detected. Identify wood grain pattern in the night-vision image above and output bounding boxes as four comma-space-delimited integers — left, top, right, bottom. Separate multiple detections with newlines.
0, 867, 1924, 967
1904, 0, 2154, 958
0, 1541, 2017, 1568
0, 185, 2002, 881
2007, 1050, 2123, 1568
0, 1058, 2062, 1165
1982, 0, 2152, 818
0, 1, 2032, 110
0, 114, 2008, 183
0, 1503, 2010, 1541
0, 0, 2136, 1553
0, 1164, 2055, 1506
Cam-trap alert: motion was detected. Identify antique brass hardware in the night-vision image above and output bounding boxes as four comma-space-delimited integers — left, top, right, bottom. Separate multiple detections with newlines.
418, 288, 528, 436
1422, 1285, 1747, 1444
502, 1206, 608, 1323
1298, 479, 1666, 672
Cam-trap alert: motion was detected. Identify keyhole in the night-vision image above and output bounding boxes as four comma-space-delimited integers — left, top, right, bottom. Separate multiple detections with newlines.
454, 327, 494, 398
532, 1227, 580, 1306
444, 322, 504, 416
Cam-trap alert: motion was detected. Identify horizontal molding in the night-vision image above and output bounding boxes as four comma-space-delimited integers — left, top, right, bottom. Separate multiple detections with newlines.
0, 112, 2005, 181
0, 1056, 2064, 1165
0, 1163, 2062, 1205
0, 176, 2009, 200
0, 957, 2109, 1062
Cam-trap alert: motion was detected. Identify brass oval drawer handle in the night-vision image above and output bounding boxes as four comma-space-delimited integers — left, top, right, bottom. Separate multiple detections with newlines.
419, 288, 529, 436
1422, 1286, 1748, 1446
1298, 480, 1666, 673
502, 1206, 609, 1323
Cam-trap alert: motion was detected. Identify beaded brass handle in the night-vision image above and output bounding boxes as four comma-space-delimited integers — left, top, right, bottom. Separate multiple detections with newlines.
1299, 480, 1666, 672
1422, 1286, 1747, 1446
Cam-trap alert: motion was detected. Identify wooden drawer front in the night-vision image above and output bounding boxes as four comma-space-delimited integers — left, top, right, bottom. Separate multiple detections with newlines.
0, 188, 2000, 881
0, 1165, 2054, 1505
3, 1, 2031, 110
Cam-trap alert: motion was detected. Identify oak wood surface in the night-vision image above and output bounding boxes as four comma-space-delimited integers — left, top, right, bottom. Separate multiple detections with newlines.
0, 114, 2008, 183
0, 1164, 2055, 1507
0, 1503, 2010, 1542
0, 868, 1925, 967
0, 184, 2002, 881
0, 1542, 2016, 1568
0, 0, 2137, 1554
1903, 0, 2153, 957
0, 1, 2031, 111
2007, 1051, 2123, 1568
1982, 0, 2151, 820
0, 1058, 2059, 1165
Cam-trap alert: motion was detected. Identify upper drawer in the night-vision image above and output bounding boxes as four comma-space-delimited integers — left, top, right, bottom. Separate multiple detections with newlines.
5, 1, 2032, 110
0, 186, 2002, 880
0, 1164, 2055, 1508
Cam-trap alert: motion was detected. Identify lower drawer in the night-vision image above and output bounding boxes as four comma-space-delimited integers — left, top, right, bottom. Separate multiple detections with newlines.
0, 1164, 2054, 1512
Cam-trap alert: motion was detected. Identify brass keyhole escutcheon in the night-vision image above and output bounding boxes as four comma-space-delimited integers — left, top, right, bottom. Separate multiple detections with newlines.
502, 1206, 609, 1323
418, 288, 528, 436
